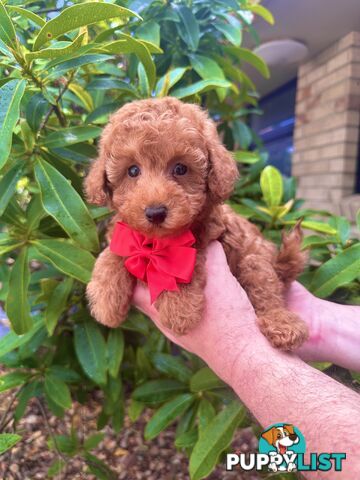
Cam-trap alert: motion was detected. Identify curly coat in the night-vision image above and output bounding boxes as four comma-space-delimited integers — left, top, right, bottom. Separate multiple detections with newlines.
85, 97, 308, 350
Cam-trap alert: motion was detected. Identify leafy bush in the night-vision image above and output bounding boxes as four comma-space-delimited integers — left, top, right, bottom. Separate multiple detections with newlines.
0, 0, 359, 478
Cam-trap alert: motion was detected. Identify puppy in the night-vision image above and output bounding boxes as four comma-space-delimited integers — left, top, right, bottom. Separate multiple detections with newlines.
261, 424, 299, 472
85, 97, 308, 350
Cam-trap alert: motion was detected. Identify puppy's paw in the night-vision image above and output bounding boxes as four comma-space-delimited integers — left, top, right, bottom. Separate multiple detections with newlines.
158, 305, 201, 335
258, 309, 308, 351
156, 290, 204, 335
86, 281, 128, 328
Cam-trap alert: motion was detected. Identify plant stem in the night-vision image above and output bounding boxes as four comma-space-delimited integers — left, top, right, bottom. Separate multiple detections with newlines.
36, 398, 68, 476
0, 387, 21, 431
38, 71, 75, 134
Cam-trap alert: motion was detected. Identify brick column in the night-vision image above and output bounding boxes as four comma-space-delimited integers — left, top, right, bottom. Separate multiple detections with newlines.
293, 32, 360, 218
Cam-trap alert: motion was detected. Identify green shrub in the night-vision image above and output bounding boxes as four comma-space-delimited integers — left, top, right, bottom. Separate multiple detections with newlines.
0, 0, 359, 478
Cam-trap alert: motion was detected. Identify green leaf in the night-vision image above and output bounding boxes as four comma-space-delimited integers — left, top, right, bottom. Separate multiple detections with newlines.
310, 243, 360, 298
84, 433, 105, 451
85, 452, 117, 480
0, 371, 29, 393
68, 83, 94, 112
145, 394, 195, 440
5, 248, 32, 335
189, 54, 225, 81
40, 126, 101, 149
301, 235, 337, 249
103, 34, 156, 88
233, 150, 260, 164
152, 353, 192, 383
48, 434, 77, 455
176, 6, 200, 51
0, 161, 23, 216
26, 30, 86, 61
175, 428, 198, 448
330, 215, 350, 245
246, 4, 275, 25
136, 20, 160, 46
0, 235, 23, 256
0, 434, 21, 455
214, 21, 242, 46
172, 79, 231, 99
189, 402, 245, 480
226, 46, 270, 78
190, 367, 224, 392
137, 61, 150, 97
155, 67, 188, 97
33, 2, 139, 50
232, 120, 252, 149
74, 320, 107, 385
133, 379, 187, 404
260, 165, 283, 207
0, 1, 17, 48
48, 459, 66, 477
50, 143, 96, 164
0, 79, 26, 169
128, 398, 145, 422
87, 78, 138, 96
107, 329, 124, 378
286, 220, 337, 235
48, 366, 80, 384
45, 278, 73, 335
44, 373, 72, 409
14, 381, 42, 421
31, 239, 95, 283
7, 5, 45, 27
47, 54, 111, 80
34, 158, 99, 252
197, 398, 216, 434
0, 319, 43, 358
26, 93, 48, 132
189, 54, 227, 101
86, 103, 120, 124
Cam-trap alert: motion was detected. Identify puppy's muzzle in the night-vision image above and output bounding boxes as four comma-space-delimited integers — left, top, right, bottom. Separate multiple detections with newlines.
145, 205, 168, 224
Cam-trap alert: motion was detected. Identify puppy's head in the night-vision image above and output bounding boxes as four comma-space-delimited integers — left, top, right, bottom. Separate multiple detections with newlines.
84, 97, 238, 237
261, 425, 299, 453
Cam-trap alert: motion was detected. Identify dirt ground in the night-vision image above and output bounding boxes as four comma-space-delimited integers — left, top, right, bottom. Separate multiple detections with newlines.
0, 388, 262, 480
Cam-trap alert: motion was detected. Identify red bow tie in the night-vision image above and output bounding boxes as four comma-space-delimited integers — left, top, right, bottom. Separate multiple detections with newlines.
110, 222, 196, 303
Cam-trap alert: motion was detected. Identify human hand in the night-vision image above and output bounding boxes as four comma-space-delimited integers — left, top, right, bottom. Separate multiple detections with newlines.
133, 241, 360, 375
133, 241, 260, 384
286, 281, 360, 370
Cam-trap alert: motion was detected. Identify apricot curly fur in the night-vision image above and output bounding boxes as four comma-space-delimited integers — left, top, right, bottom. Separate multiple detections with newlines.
85, 97, 308, 350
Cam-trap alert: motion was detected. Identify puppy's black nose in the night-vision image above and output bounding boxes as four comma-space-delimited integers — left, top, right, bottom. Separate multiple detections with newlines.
289, 434, 297, 441
145, 205, 168, 224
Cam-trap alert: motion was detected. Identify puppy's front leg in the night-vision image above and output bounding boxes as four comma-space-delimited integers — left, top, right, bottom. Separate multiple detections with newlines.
87, 247, 136, 328
155, 251, 206, 334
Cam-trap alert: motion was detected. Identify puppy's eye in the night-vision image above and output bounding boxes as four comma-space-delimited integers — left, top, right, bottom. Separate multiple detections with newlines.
128, 165, 141, 177
173, 163, 188, 176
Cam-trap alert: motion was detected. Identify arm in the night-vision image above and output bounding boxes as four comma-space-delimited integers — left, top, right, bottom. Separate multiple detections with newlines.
133, 241, 360, 479
286, 281, 360, 371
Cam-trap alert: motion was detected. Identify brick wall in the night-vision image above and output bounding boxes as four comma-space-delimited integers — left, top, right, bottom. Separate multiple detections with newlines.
293, 31, 360, 219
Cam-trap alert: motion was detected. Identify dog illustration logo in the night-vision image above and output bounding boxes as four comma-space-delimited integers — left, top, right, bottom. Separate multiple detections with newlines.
259, 423, 305, 472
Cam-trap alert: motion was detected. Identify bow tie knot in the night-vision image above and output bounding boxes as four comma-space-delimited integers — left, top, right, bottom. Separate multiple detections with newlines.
110, 222, 197, 303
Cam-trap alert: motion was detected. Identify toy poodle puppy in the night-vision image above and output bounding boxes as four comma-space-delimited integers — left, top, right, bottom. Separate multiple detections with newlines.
85, 97, 308, 350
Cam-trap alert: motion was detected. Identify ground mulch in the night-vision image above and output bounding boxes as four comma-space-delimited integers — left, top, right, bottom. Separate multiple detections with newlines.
0, 386, 261, 480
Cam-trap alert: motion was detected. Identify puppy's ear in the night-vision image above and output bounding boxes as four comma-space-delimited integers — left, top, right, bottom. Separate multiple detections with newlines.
284, 424, 295, 435
261, 427, 276, 446
204, 118, 239, 203
84, 153, 111, 206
